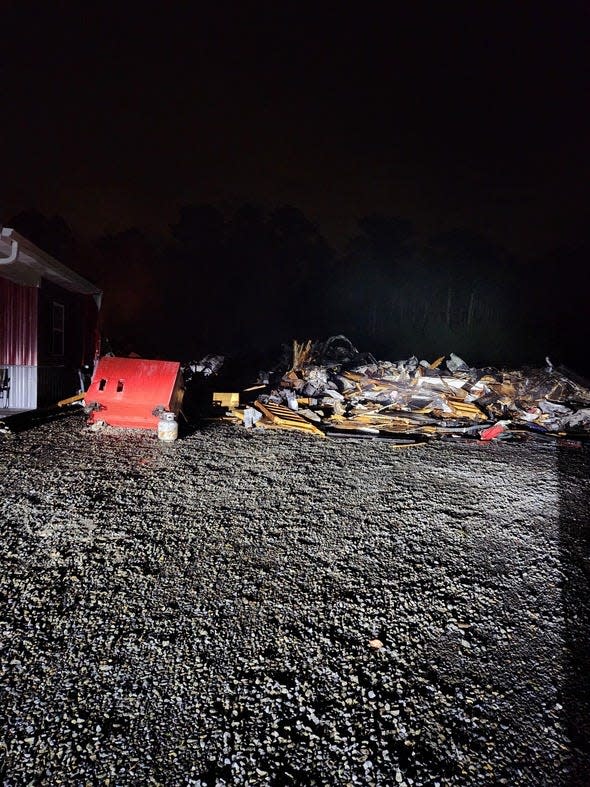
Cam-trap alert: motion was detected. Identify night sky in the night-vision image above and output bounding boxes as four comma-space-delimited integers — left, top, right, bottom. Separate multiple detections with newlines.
2, 2, 589, 367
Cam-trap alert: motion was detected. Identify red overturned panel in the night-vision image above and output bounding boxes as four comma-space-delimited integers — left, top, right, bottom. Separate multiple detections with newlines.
86, 356, 184, 429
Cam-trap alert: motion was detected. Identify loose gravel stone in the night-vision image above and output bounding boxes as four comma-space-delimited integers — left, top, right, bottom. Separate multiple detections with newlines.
0, 413, 589, 785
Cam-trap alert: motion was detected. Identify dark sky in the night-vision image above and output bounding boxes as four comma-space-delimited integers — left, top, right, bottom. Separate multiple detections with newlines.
2, 1, 589, 256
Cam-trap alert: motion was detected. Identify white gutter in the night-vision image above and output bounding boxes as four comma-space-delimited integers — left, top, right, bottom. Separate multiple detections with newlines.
0, 226, 102, 308
0, 227, 19, 264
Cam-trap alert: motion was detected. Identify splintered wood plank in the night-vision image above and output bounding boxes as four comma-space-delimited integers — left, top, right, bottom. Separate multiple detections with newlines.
329, 422, 381, 434
57, 392, 86, 407
342, 371, 367, 382
254, 401, 325, 436
445, 399, 487, 420
290, 339, 314, 370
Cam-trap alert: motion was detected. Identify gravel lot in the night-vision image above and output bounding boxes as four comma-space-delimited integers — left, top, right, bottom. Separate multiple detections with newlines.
1, 412, 589, 786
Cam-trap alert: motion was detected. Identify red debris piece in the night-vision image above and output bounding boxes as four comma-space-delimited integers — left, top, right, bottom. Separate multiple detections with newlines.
480, 423, 507, 441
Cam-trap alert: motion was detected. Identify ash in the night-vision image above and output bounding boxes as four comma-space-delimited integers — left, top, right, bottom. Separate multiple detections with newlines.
1, 414, 589, 786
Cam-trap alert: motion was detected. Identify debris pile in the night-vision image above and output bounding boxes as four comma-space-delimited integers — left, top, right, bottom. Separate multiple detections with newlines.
184, 353, 225, 380
227, 337, 590, 442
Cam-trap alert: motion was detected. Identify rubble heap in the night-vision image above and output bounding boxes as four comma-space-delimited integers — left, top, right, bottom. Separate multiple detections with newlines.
232, 337, 590, 442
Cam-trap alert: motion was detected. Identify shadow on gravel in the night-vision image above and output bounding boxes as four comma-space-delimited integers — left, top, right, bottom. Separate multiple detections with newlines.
0, 406, 81, 433
558, 442, 590, 785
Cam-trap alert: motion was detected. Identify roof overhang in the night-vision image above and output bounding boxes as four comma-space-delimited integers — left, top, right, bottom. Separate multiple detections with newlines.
0, 227, 102, 309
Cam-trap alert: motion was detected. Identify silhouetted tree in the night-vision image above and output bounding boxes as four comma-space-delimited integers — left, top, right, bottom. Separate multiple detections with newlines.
166, 202, 334, 356
267, 206, 334, 339
96, 229, 163, 357
523, 244, 590, 372
7, 209, 101, 281
423, 229, 517, 364
167, 205, 229, 352
327, 214, 417, 353
350, 214, 414, 259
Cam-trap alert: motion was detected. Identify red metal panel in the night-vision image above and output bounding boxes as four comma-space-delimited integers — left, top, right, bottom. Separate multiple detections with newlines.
0, 277, 38, 366
86, 356, 184, 429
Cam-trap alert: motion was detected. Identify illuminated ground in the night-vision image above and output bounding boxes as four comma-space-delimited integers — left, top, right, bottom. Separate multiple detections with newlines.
1, 415, 589, 785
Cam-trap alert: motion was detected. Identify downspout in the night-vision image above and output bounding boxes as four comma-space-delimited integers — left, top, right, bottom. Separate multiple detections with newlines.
0, 227, 19, 264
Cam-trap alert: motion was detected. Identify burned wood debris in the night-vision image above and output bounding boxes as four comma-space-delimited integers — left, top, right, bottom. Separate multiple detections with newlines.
225, 337, 590, 443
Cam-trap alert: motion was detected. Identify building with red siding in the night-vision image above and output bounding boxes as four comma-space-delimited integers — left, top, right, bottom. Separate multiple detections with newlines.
0, 227, 102, 411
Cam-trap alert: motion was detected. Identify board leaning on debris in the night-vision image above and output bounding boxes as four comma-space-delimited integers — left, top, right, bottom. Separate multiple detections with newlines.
222, 338, 590, 444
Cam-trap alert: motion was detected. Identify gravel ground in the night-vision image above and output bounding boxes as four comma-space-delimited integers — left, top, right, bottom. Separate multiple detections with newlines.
1, 412, 589, 786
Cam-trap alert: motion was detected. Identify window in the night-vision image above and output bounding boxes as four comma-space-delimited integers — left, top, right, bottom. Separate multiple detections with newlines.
52, 302, 65, 355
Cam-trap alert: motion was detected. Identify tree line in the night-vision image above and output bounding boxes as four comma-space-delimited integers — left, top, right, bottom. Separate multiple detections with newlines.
6, 207, 589, 373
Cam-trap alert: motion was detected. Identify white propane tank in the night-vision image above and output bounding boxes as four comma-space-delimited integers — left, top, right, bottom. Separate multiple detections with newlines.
158, 411, 178, 442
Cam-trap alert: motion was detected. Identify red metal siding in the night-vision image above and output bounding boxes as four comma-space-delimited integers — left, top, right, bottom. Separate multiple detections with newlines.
0, 277, 38, 366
